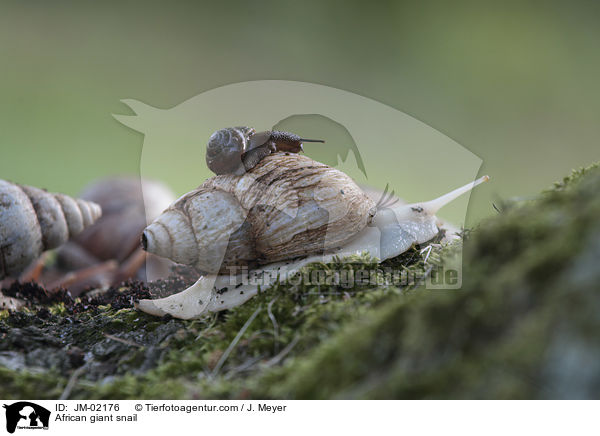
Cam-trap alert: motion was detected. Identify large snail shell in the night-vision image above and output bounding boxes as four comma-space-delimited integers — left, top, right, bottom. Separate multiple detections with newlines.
206, 127, 256, 175
143, 153, 376, 273
0, 179, 102, 279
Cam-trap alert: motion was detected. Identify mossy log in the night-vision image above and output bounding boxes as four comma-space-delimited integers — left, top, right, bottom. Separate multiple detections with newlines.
1, 164, 599, 399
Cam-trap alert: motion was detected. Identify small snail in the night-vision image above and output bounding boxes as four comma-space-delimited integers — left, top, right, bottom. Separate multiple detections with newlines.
0, 179, 102, 279
138, 153, 488, 319
206, 126, 325, 175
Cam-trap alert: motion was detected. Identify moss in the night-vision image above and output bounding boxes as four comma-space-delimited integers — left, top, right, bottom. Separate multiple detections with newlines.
2, 164, 600, 399
0, 367, 66, 399
233, 164, 600, 399
0, 243, 441, 399
546, 162, 599, 192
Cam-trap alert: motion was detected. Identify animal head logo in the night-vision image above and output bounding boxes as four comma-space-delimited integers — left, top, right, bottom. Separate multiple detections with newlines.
3, 402, 50, 433
114, 80, 482, 288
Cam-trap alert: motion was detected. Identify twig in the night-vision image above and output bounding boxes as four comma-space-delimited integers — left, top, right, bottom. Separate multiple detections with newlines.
420, 245, 433, 263
415, 265, 434, 288
267, 297, 279, 354
210, 307, 261, 378
224, 355, 266, 379
103, 332, 143, 348
114, 248, 147, 284
263, 335, 300, 368
59, 363, 89, 400
47, 260, 118, 291
18, 252, 50, 283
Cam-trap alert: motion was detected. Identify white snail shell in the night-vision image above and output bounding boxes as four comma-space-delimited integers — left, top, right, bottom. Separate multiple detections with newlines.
0, 179, 102, 279
143, 153, 376, 273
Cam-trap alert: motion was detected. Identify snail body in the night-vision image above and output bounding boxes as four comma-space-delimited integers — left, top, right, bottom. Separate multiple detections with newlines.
0, 180, 102, 279
138, 153, 488, 319
205, 127, 324, 175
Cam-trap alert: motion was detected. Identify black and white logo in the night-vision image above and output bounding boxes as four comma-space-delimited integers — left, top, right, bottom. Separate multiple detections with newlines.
3, 402, 50, 434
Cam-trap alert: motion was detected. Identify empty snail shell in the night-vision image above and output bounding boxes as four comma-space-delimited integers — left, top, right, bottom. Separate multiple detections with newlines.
53, 177, 176, 292
138, 153, 488, 319
205, 126, 324, 175
0, 179, 102, 279
59, 177, 175, 265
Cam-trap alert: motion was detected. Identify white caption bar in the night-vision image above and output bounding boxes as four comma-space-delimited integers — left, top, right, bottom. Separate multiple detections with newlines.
0, 400, 597, 435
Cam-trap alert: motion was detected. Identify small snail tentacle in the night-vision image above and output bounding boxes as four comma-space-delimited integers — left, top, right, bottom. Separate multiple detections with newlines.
0, 179, 102, 279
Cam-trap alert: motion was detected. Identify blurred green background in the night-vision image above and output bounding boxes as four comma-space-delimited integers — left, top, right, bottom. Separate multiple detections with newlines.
1, 0, 599, 226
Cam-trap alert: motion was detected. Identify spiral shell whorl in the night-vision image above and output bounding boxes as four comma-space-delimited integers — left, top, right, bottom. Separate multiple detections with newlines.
0, 180, 102, 278
142, 188, 251, 274
206, 127, 256, 175
143, 153, 376, 273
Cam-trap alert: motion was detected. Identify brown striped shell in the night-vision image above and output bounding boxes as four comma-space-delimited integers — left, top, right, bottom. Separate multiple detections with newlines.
0, 179, 102, 278
205, 127, 256, 175
142, 153, 376, 273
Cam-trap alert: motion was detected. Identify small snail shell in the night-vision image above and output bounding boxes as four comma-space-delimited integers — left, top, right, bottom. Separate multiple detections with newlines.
138, 153, 488, 319
205, 126, 324, 175
0, 179, 102, 279
206, 127, 255, 175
